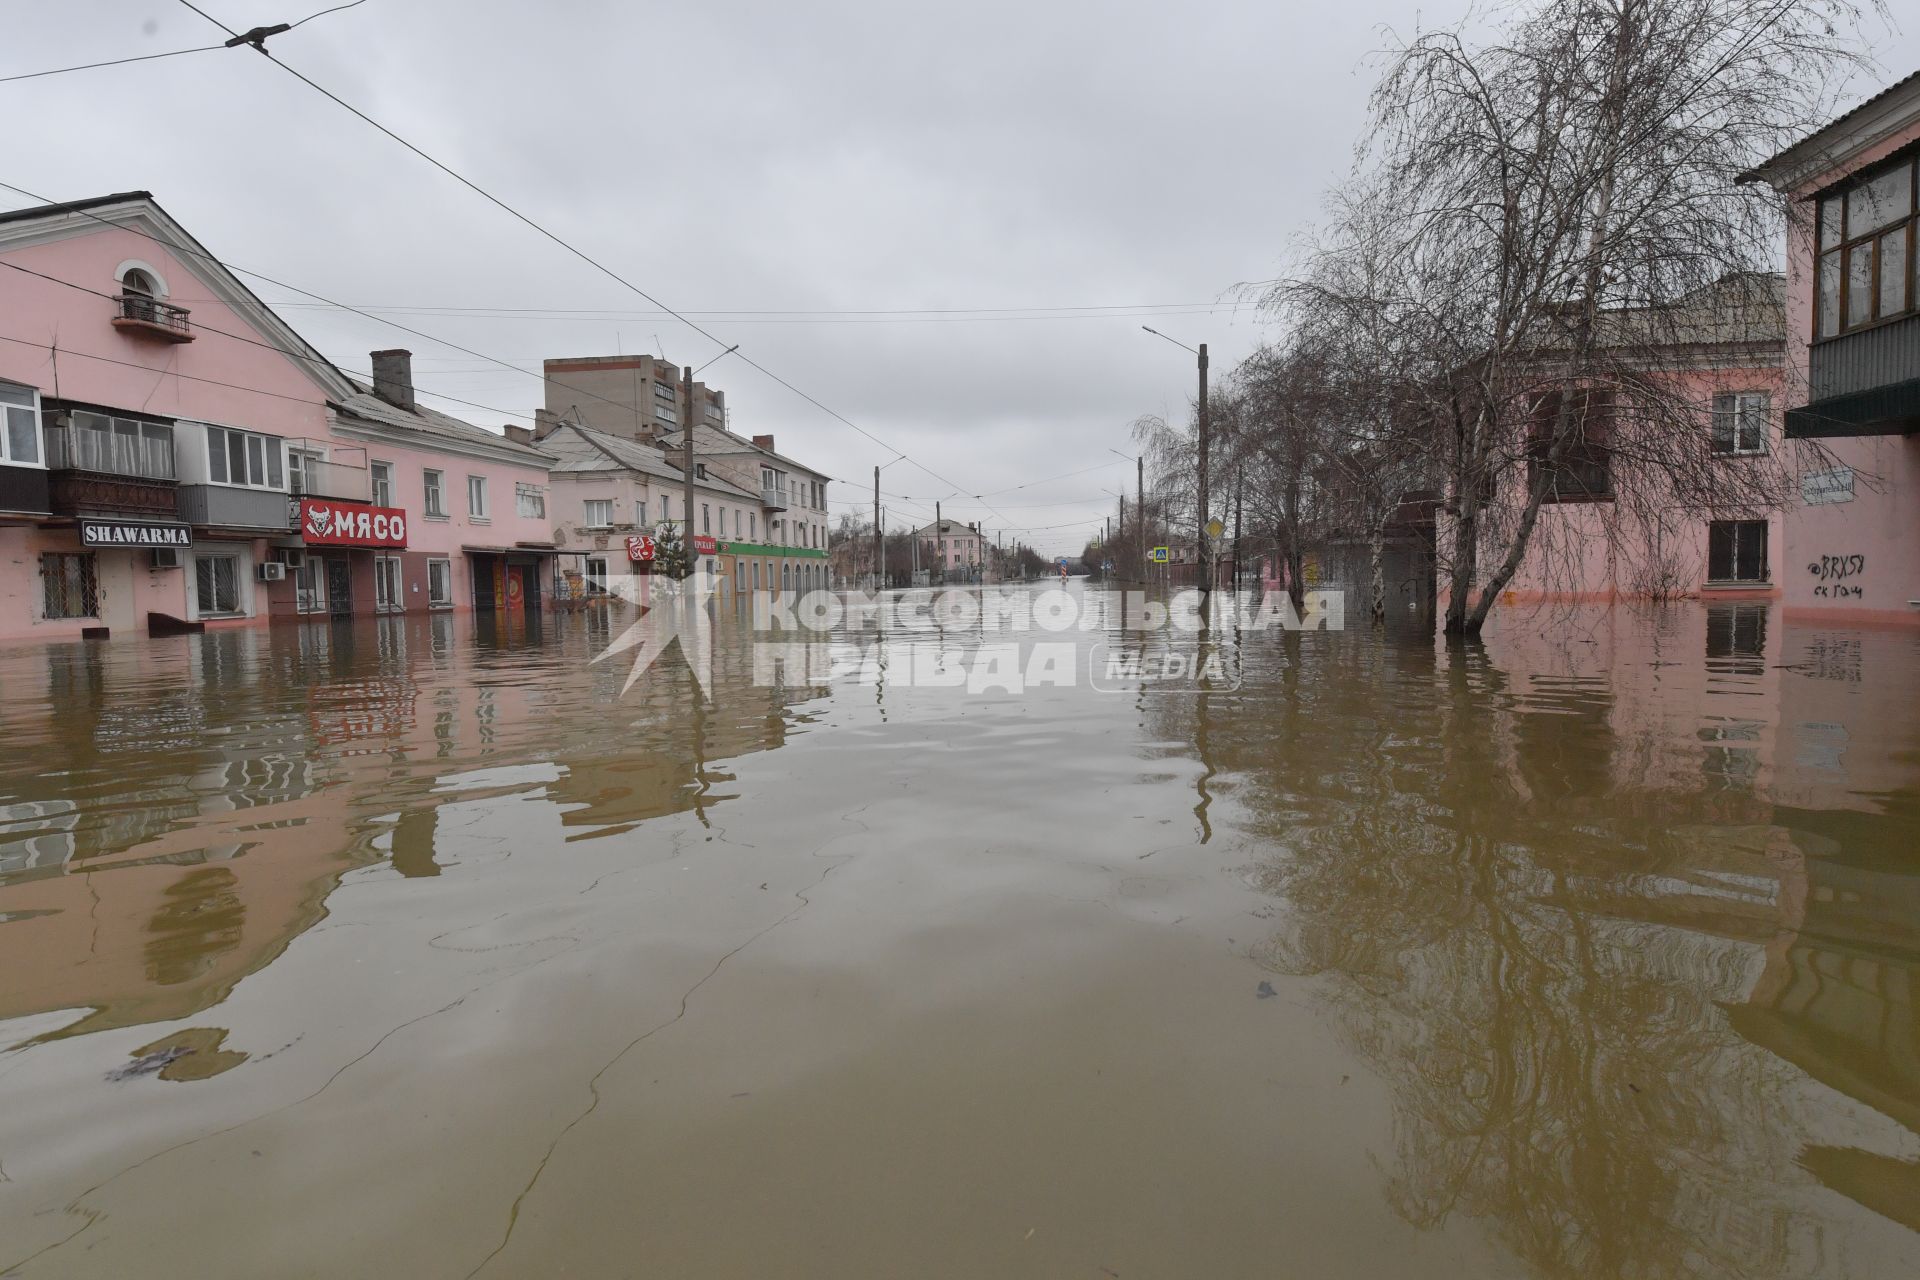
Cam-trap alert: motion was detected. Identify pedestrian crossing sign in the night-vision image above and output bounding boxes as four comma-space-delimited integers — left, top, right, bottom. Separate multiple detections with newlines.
1150, 546, 1170, 563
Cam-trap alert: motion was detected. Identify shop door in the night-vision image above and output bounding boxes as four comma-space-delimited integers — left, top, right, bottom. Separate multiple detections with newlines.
326, 558, 353, 617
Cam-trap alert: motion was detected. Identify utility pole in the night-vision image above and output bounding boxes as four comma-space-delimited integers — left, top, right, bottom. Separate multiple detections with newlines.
1119, 494, 1127, 582
681, 362, 696, 584
1136, 454, 1145, 587
1233, 470, 1244, 593
934, 500, 942, 586
872, 464, 881, 592
1197, 342, 1210, 609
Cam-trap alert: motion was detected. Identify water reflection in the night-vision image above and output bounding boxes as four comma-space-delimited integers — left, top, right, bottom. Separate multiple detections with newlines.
1209, 603, 1920, 1277
0, 606, 818, 1043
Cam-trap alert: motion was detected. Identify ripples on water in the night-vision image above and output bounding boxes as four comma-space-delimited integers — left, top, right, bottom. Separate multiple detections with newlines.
0, 591, 1915, 1278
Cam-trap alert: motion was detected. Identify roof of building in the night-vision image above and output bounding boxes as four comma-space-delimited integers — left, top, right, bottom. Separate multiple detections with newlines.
914, 519, 983, 537
1525, 272, 1785, 355
0, 190, 157, 226
685, 422, 833, 480
541, 422, 763, 501
1740, 69, 1920, 187
334, 383, 554, 467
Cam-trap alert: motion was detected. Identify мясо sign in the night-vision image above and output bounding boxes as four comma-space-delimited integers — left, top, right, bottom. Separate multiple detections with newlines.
298, 498, 408, 548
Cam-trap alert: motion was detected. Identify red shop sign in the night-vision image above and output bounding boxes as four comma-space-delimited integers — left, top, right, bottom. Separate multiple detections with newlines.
692, 534, 717, 555
298, 498, 408, 548
626, 534, 657, 562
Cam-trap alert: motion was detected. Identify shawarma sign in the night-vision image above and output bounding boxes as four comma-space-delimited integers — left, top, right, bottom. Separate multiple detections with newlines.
80, 519, 191, 548
295, 498, 408, 548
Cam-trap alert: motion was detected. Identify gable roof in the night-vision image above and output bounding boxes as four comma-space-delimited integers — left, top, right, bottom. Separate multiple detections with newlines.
1740, 70, 1920, 189
0, 191, 357, 401
914, 519, 982, 537
685, 422, 833, 480
541, 422, 762, 501
333, 382, 554, 468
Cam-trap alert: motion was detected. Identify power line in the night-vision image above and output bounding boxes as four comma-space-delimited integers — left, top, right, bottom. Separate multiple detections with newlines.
0, 179, 706, 436
0, 43, 224, 85
171, 0, 1018, 531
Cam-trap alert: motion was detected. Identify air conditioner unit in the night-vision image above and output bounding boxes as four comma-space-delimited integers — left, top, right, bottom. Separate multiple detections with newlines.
150, 547, 182, 570
257, 561, 288, 582
278, 548, 306, 568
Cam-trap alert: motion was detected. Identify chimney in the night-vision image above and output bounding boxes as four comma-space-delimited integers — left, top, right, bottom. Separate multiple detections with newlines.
752, 434, 775, 452
503, 425, 533, 444
371, 349, 415, 411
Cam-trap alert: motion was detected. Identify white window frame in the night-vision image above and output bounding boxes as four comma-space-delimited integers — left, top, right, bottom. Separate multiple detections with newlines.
1, 383, 45, 467
427, 557, 453, 608
635, 497, 648, 526
584, 556, 609, 596
423, 468, 446, 517
370, 459, 394, 507
1711, 391, 1770, 457
205, 424, 285, 491
190, 548, 249, 619
295, 555, 326, 614
582, 498, 615, 529
468, 475, 489, 520
374, 554, 404, 612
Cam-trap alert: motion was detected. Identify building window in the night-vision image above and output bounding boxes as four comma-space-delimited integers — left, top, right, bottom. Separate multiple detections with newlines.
194, 553, 241, 615
1527, 388, 1613, 501
583, 498, 614, 528
653, 381, 677, 404
468, 475, 489, 519
423, 469, 445, 516
516, 482, 546, 518
374, 555, 403, 612
427, 557, 453, 607
1707, 519, 1769, 583
705, 402, 723, 424
2, 383, 43, 466
295, 556, 325, 613
1815, 154, 1916, 338
635, 497, 647, 526
749, 512, 756, 539
584, 556, 608, 595
702, 503, 711, 533
1710, 392, 1770, 455
64, 411, 173, 478
370, 460, 394, 506
205, 425, 284, 489
40, 552, 97, 619
288, 448, 319, 496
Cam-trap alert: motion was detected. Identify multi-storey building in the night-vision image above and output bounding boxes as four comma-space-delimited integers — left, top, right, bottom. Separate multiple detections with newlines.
1744, 70, 1920, 624
537, 352, 832, 594
913, 519, 987, 582
0, 192, 555, 642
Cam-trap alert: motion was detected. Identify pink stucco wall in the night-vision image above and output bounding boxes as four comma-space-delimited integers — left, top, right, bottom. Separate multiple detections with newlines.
1776, 122, 1920, 626
0, 210, 555, 640
1439, 362, 1790, 607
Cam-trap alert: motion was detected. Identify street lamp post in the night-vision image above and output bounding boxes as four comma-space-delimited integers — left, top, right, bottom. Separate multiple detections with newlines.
1141, 327, 1210, 609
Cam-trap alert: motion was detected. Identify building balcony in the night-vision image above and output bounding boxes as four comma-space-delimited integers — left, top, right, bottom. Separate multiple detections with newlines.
177, 484, 293, 532
762, 484, 789, 511
289, 455, 370, 503
110, 294, 194, 343
43, 424, 180, 518
1792, 315, 1920, 438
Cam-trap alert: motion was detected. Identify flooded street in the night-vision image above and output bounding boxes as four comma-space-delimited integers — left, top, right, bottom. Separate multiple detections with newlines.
2, 587, 1917, 1279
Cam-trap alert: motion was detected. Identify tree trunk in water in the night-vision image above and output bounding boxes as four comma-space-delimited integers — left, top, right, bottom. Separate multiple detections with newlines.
1368, 525, 1387, 627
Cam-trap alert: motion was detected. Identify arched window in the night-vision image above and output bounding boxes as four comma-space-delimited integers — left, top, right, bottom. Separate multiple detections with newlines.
121, 268, 157, 298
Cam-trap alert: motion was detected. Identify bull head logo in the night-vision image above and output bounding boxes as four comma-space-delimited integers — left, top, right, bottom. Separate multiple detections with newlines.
305, 504, 332, 538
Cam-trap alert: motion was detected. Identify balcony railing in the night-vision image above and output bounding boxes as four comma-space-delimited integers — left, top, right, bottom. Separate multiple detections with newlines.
111, 294, 194, 343
288, 442, 370, 503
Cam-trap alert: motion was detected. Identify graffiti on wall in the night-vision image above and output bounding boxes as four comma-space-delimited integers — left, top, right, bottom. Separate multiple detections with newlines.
1808, 554, 1865, 599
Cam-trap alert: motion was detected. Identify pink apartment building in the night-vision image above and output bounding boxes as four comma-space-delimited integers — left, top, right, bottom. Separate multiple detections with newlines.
1441, 273, 1792, 606
1745, 71, 1920, 626
915, 518, 986, 581
0, 192, 555, 643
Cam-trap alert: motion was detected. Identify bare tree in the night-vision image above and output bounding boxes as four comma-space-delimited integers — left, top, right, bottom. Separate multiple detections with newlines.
1275, 0, 1877, 636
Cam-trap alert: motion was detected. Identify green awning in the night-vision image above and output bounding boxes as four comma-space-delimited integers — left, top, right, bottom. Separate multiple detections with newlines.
1785, 377, 1920, 439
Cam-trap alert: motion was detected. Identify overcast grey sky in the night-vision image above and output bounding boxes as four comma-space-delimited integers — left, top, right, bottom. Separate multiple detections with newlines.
6, 1, 1915, 554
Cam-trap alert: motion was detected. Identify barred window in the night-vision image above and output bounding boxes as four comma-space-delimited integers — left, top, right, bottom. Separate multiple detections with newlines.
41, 553, 99, 619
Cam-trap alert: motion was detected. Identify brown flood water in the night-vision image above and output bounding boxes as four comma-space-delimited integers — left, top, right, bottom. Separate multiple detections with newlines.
0, 588, 1916, 1278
